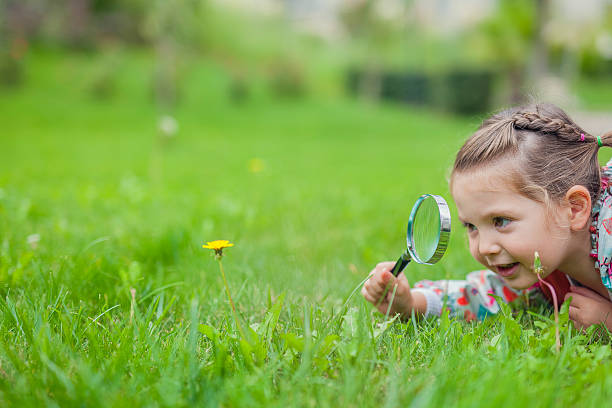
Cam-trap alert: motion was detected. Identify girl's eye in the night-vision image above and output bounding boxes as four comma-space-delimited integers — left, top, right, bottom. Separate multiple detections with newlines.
463, 222, 477, 233
493, 217, 511, 228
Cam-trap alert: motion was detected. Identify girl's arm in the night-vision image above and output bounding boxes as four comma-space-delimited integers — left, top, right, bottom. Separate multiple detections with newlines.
362, 263, 533, 321
411, 270, 524, 321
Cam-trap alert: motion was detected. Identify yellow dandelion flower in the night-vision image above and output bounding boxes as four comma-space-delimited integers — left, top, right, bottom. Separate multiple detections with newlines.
202, 240, 234, 250
201, 239, 245, 341
202, 240, 234, 257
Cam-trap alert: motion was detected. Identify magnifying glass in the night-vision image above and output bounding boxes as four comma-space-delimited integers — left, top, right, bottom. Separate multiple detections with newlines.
389, 194, 451, 276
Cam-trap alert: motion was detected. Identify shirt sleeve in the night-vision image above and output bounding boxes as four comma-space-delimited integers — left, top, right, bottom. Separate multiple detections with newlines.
412, 270, 526, 321
596, 163, 612, 297
602, 158, 612, 179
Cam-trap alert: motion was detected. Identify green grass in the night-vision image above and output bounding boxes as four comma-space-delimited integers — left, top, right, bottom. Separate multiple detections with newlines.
1, 51, 612, 407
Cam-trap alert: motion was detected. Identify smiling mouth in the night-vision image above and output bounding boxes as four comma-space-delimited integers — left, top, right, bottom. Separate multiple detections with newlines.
495, 262, 520, 277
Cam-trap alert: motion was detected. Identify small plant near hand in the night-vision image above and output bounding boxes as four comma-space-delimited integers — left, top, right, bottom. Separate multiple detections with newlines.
202, 240, 247, 341
533, 251, 561, 352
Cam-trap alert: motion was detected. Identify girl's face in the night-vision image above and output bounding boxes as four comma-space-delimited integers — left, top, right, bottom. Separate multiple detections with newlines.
451, 162, 572, 289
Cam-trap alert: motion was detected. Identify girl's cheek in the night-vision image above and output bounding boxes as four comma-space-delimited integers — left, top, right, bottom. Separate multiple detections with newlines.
467, 238, 487, 267
467, 240, 481, 263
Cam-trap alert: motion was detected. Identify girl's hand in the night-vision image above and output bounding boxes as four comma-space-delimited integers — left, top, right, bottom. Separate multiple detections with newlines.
361, 261, 426, 319
564, 286, 612, 331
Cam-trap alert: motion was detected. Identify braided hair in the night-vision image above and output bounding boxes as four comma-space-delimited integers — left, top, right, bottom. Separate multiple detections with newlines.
453, 103, 612, 206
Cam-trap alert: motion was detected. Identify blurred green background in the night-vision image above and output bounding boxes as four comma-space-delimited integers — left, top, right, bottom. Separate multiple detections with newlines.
3, 0, 612, 313
3, 0, 612, 111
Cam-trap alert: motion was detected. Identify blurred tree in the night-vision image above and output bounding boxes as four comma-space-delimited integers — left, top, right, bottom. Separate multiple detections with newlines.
465, 0, 537, 104
90, 0, 148, 44
143, 0, 208, 109
339, 0, 406, 101
0, 0, 41, 87
576, 4, 612, 78
65, 0, 92, 48
531, 0, 550, 82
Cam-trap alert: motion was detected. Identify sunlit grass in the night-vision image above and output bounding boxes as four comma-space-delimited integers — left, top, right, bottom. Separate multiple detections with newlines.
1, 51, 612, 407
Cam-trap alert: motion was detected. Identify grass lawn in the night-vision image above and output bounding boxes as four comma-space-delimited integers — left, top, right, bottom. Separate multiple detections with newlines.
1, 51, 612, 407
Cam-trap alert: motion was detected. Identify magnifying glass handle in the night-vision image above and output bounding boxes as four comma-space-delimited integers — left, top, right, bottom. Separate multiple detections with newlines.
390, 253, 411, 277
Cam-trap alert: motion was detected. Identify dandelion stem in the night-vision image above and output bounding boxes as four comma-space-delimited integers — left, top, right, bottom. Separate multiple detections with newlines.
537, 274, 561, 353
533, 251, 560, 353
217, 258, 247, 341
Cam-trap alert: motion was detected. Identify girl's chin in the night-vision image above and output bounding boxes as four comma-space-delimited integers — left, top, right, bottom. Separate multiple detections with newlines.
504, 275, 539, 290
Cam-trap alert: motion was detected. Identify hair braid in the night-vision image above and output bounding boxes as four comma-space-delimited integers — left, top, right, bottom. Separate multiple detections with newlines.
512, 112, 584, 140
452, 103, 604, 208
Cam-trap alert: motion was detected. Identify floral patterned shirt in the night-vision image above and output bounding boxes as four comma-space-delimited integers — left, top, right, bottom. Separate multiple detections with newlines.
412, 159, 612, 321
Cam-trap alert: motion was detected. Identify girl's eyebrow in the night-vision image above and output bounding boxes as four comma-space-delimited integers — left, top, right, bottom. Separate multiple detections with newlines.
479, 209, 515, 219
458, 210, 513, 226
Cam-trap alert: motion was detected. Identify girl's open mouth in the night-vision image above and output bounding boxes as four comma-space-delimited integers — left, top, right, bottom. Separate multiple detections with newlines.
495, 262, 519, 277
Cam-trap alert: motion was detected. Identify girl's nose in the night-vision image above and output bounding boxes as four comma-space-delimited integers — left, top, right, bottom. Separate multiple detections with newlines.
478, 234, 501, 256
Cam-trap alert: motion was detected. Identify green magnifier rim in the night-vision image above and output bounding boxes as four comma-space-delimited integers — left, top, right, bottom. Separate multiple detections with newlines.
406, 194, 451, 265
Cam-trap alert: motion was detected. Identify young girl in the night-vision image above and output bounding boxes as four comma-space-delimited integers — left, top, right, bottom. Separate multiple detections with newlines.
362, 103, 612, 330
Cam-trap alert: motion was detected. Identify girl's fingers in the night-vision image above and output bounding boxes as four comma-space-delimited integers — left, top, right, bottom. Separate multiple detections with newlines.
363, 272, 392, 298
376, 261, 396, 272
565, 292, 588, 309
569, 286, 609, 302
568, 306, 585, 330
363, 262, 409, 315
568, 305, 580, 319
361, 284, 380, 303
396, 271, 411, 288
362, 289, 377, 304
390, 273, 410, 300
370, 271, 394, 294
363, 286, 389, 308
365, 262, 396, 289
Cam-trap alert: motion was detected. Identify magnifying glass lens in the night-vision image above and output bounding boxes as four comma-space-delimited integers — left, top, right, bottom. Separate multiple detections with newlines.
412, 196, 441, 262
390, 194, 451, 276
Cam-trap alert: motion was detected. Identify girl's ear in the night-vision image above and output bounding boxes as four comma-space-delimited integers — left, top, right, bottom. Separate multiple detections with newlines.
565, 185, 592, 231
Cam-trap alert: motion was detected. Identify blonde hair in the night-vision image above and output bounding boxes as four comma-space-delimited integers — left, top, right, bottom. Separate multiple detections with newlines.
452, 103, 612, 206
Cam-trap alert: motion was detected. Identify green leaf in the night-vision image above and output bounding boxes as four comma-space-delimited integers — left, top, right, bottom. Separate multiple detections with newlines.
489, 333, 502, 351
489, 294, 511, 317
247, 326, 266, 364
239, 338, 255, 368
461, 332, 474, 349
533, 321, 548, 330
593, 344, 611, 361
317, 334, 340, 357
198, 323, 219, 341
341, 307, 359, 339
282, 332, 304, 353
439, 308, 451, 332
372, 314, 400, 339
559, 298, 571, 327
261, 292, 285, 342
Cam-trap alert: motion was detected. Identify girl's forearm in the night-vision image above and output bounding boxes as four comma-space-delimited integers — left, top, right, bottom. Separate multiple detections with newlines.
409, 291, 428, 318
